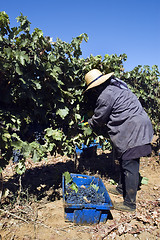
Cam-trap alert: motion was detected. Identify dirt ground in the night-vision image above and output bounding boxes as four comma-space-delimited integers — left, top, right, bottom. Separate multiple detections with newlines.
0, 145, 159, 240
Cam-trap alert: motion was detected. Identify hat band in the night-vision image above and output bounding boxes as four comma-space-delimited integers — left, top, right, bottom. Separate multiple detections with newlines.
87, 74, 103, 87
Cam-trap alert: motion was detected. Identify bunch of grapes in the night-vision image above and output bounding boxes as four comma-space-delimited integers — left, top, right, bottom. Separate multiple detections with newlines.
66, 186, 105, 205
12, 149, 23, 163
34, 130, 45, 144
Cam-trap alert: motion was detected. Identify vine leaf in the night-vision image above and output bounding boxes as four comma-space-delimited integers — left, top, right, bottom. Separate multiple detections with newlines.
90, 183, 99, 191
63, 172, 78, 193
63, 171, 72, 185
56, 107, 69, 119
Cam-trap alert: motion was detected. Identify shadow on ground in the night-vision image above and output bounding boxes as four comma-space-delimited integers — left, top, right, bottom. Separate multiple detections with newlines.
2, 150, 120, 205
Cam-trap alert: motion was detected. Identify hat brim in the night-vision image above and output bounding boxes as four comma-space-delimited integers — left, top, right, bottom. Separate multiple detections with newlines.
84, 72, 114, 93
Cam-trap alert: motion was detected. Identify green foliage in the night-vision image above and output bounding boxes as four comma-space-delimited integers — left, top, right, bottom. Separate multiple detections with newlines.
63, 172, 78, 193
122, 65, 160, 133
63, 171, 73, 185
0, 12, 159, 174
0, 11, 10, 35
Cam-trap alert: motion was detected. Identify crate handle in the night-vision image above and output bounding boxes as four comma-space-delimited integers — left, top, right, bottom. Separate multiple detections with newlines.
77, 176, 87, 179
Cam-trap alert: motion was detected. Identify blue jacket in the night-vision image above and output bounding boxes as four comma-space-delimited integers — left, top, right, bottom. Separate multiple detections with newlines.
88, 81, 153, 158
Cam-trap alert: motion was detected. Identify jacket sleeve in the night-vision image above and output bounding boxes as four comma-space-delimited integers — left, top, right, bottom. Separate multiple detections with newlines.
88, 98, 112, 129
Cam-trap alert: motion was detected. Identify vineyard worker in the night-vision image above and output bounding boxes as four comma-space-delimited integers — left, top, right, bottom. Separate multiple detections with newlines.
84, 69, 153, 212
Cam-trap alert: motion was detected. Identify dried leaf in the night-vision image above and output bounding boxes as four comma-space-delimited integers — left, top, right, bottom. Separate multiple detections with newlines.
124, 223, 132, 233
118, 224, 125, 235
3, 188, 10, 198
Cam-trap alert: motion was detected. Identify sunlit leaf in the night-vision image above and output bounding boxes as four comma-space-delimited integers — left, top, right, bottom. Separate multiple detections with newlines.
56, 107, 69, 119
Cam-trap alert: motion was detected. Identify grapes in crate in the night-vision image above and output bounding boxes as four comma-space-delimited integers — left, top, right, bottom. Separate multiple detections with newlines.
66, 185, 105, 205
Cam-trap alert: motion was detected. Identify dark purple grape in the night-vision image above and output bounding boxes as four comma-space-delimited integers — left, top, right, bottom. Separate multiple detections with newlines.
65, 186, 105, 204
12, 149, 23, 163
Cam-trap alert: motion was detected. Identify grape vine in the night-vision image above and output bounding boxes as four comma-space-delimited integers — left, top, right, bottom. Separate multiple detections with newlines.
0, 12, 159, 174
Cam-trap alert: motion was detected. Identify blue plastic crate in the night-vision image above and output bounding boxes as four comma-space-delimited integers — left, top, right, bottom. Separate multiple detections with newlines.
75, 140, 107, 157
62, 173, 113, 224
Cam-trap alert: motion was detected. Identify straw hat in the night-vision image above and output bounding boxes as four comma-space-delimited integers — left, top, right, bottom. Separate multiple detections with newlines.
84, 69, 114, 93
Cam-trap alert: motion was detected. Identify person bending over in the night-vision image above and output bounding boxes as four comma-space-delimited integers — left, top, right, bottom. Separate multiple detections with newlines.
83, 69, 153, 212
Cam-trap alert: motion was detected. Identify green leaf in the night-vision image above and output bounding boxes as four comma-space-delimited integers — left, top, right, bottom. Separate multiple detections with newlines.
32, 150, 39, 162
16, 162, 26, 175
70, 183, 78, 193
56, 107, 69, 119
11, 140, 23, 148
63, 171, 72, 184
90, 183, 99, 191
3, 133, 11, 139
33, 28, 43, 38
35, 82, 41, 90
75, 113, 81, 121
63, 172, 78, 193
69, 120, 74, 126
16, 13, 31, 32
45, 128, 63, 141
15, 65, 23, 75
83, 126, 92, 136
48, 142, 55, 151
52, 131, 63, 141
141, 177, 148, 185
109, 179, 117, 185
0, 11, 10, 35
45, 128, 54, 137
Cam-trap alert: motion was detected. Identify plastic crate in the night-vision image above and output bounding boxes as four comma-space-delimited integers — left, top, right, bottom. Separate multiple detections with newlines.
75, 140, 108, 158
62, 173, 113, 224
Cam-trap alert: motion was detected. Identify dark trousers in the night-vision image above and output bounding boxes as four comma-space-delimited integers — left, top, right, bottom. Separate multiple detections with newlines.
116, 158, 140, 209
